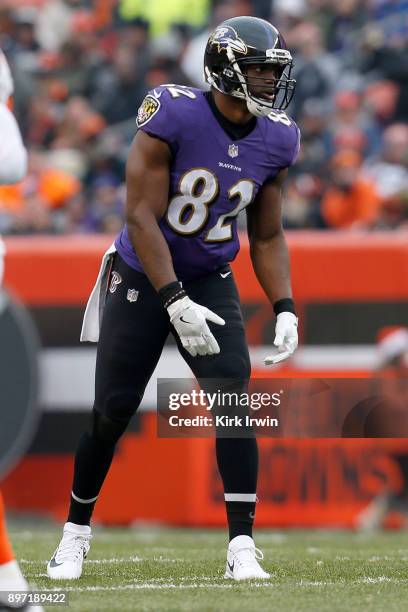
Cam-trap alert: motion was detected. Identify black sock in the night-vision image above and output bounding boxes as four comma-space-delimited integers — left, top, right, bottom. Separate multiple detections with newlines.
67, 431, 116, 526
216, 436, 258, 541
226, 500, 256, 541
67, 497, 97, 527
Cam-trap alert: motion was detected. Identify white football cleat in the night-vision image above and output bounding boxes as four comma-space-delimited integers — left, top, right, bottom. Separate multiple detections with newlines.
47, 522, 91, 580
224, 535, 270, 580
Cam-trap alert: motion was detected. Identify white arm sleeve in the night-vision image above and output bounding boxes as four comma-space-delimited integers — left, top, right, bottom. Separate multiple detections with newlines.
0, 104, 27, 184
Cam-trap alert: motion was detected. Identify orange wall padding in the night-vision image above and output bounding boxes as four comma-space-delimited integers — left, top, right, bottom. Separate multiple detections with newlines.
4, 231, 408, 305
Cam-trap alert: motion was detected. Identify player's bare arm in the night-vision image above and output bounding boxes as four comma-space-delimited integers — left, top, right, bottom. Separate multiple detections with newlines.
247, 169, 298, 365
126, 130, 176, 290
247, 168, 292, 304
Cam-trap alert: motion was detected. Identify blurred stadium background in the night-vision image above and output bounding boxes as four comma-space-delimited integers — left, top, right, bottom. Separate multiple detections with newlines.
1, 0, 408, 531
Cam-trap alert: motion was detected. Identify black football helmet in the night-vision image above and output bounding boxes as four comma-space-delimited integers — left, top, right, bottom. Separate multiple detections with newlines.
204, 16, 296, 116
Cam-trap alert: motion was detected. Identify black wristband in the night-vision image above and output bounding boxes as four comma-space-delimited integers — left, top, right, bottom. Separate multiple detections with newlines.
158, 281, 187, 309
273, 297, 296, 316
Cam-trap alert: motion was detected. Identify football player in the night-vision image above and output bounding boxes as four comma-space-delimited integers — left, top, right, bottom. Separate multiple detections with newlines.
48, 16, 299, 581
0, 51, 43, 611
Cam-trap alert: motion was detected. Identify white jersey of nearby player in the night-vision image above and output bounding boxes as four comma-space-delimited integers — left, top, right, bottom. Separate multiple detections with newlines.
0, 103, 27, 185
0, 100, 28, 284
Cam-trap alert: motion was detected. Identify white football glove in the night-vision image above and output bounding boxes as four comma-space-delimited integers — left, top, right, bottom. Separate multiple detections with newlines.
168, 296, 225, 357
0, 51, 13, 105
264, 311, 298, 365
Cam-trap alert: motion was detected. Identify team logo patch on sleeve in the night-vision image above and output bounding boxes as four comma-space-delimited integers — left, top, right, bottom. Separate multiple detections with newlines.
136, 94, 161, 127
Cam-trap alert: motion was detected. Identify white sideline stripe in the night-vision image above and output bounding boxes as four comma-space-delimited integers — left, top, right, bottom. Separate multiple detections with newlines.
71, 491, 98, 504
39, 345, 378, 412
31, 583, 275, 591
298, 576, 408, 586
20, 556, 186, 565
26, 576, 408, 591
224, 493, 257, 502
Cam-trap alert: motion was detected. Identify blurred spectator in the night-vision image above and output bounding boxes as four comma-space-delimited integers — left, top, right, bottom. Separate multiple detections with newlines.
359, 11, 408, 122
272, 0, 308, 40
35, 0, 77, 52
324, 0, 367, 55
52, 96, 106, 151
362, 80, 399, 126
48, 40, 92, 97
330, 90, 382, 157
91, 43, 147, 124
296, 98, 333, 174
321, 150, 382, 229
289, 21, 341, 118
0, 0, 407, 234
283, 173, 323, 229
369, 190, 408, 230
12, 8, 40, 54
363, 123, 408, 197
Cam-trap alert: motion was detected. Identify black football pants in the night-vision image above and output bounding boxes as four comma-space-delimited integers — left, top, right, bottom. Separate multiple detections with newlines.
94, 253, 251, 419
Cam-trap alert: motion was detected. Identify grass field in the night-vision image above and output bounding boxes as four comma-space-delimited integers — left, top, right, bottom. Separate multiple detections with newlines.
9, 525, 408, 611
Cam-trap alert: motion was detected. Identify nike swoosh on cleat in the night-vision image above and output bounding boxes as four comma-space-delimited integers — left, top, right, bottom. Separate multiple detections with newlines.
227, 561, 234, 572
220, 272, 231, 278
49, 557, 64, 568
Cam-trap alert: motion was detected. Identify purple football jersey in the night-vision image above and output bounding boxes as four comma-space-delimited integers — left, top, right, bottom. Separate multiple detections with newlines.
115, 85, 300, 281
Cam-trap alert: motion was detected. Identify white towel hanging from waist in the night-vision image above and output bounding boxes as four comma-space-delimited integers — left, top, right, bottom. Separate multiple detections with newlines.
80, 242, 116, 342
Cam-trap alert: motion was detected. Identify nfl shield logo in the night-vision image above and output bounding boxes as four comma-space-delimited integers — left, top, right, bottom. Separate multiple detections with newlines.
127, 289, 139, 303
228, 144, 239, 158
